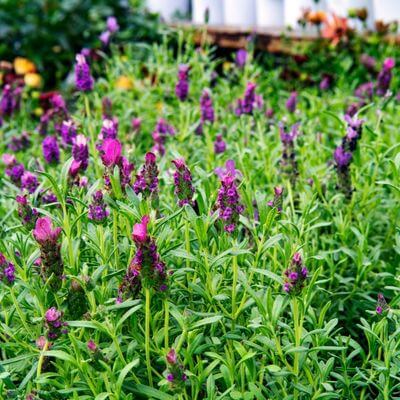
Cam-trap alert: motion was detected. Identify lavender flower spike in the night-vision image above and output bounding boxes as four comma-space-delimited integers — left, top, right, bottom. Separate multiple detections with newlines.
75, 54, 94, 92
172, 159, 195, 207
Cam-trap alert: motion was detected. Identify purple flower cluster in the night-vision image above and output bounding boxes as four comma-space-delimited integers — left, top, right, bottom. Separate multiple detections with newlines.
42, 136, 60, 164
8, 131, 30, 152
279, 122, 300, 187
235, 49, 248, 68
152, 118, 175, 155
61, 119, 77, 145
285, 91, 298, 113
133, 152, 159, 199
100, 117, 119, 140
16, 195, 38, 230
100, 16, 119, 46
214, 134, 226, 154
75, 54, 94, 92
283, 253, 308, 294
33, 217, 63, 290
355, 82, 374, 101
0, 84, 22, 117
44, 307, 68, 340
88, 191, 109, 222
38, 93, 68, 136
215, 160, 244, 233
235, 82, 263, 116
376, 58, 395, 96
172, 159, 195, 207
175, 64, 189, 101
165, 348, 187, 390
118, 216, 168, 301
333, 114, 364, 198
0, 252, 15, 285
70, 134, 89, 180
200, 89, 215, 123
3, 153, 25, 186
21, 171, 39, 194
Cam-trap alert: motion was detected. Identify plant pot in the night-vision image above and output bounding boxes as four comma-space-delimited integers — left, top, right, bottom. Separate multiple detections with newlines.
223, 0, 256, 26
193, 0, 224, 24
256, 0, 284, 28
146, 0, 189, 21
373, 0, 400, 23
284, 0, 326, 28
326, 0, 373, 28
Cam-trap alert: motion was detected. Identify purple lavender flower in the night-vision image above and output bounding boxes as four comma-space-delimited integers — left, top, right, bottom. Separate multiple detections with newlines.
21, 171, 39, 194
200, 89, 215, 123
215, 160, 244, 233
235, 82, 263, 116
100, 30, 111, 46
152, 119, 175, 156
133, 152, 159, 199
75, 54, 94, 92
165, 348, 187, 389
279, 123, 300, 187
343, 114, 364, 151
283, 253, 308, 294
16, 194, 38, 230
285, 91, 298, 113
132, 117, 142, 133
33, 217, 63, 289
172, 159, 195, 207
334, 146, 353, 199
107, 16, 119, 33
119, 156, 135, 188
100, 118, 118, 140
118, 215, 167, 300
0, 253, 15, 284
175, 65, 189, 101
8, 131, 30, 152
44, 307, 68, 340
70, 135, 89, 178
376, 58, 395, 96
235, 49, 248, 68
214, 134, 226, 154
319, 75, 332, 91
360, 54, 376, 72
3, 154, 25, 186
61, 120, 77, 145
42, 136, 60, 164
0, 84, 22, 117
354, 82, 374, 100
41, 192, 58, 205
88, 191, 109, 222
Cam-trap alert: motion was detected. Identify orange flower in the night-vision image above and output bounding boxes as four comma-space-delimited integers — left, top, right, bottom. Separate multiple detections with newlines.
322, 14, 349, 46
115, 76, 134, 90
24, 73, 42, 88
14, 57, 36, 75
308, 10, 327, 25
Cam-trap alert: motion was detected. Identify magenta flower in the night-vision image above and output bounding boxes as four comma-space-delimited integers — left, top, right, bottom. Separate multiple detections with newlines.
42, 136, 60, 164
33, 217, 62, 245
100, 138, 122, 168
166, 348, 177, 365
107, 16, 119, 33
132, 216, 150, 243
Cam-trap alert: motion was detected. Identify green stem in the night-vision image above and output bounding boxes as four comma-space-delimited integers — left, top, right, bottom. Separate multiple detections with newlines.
231, 255, 238, 330
36, 340, 49, 389
164, 299, 169, 350
292, 297, 303, 399
145, 287, 153, 387
113, 210, 119, 268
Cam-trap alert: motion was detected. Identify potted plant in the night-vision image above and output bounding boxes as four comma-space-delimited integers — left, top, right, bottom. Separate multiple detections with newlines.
284, 0, 326, 28
223, 0, 256, 26
256, 0, 284, 28
193, 0, 224, 24
146, 0, 189, 21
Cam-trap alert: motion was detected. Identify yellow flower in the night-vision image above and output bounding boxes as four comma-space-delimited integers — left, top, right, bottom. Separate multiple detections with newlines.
24, 73, 42, 88
14, 57, 36, 75
223, 61, 232, 73
34, 107, 44, 117
115, 76, 134, 90
156, 102, 163, 112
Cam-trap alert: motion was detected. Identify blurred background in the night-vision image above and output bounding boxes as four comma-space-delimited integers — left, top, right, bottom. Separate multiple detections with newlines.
0, 0, 398, 88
